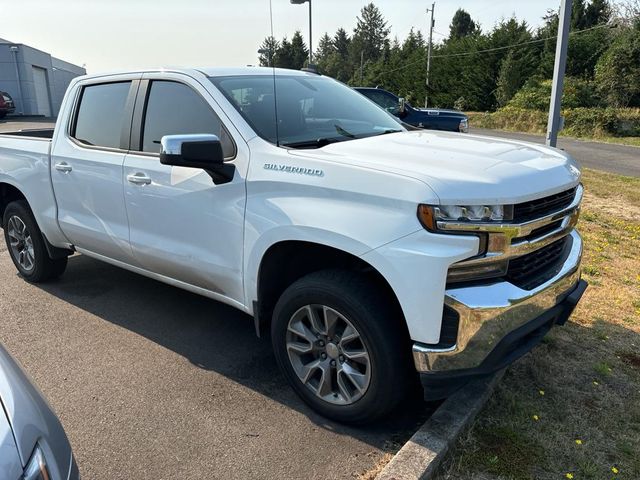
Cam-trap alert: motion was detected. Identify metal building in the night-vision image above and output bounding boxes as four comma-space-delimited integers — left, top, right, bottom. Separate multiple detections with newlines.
0, 39, 86, 117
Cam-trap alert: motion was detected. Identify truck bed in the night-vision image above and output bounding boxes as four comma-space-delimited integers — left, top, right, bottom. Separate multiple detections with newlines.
0, 128, 54, 139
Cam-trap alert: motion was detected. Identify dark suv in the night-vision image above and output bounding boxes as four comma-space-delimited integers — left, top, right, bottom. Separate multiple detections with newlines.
355, 87, 468, 133
0, 91, 16, 118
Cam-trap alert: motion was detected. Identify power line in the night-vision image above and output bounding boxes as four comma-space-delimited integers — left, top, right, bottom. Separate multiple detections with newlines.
433, 23, 610, 58
376, 23, 613, 77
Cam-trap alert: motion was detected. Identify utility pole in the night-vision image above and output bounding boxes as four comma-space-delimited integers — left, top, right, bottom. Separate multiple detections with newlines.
546, 0, 572, 147
360, 51, 364, 84
424, 2, 435, 108
308, 0, 313, 64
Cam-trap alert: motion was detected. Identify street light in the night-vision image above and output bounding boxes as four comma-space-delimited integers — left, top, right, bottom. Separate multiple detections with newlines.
290, 0, 312, 65
9, 45, 24, 115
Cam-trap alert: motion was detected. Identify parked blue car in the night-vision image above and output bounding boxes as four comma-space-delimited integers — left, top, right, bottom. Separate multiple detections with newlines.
355, 87, 469, 133
0, 344, 78, 480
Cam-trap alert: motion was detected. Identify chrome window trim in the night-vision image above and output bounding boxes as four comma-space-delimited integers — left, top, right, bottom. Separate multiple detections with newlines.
65, 79, 138, 154
137, 78, 238, 161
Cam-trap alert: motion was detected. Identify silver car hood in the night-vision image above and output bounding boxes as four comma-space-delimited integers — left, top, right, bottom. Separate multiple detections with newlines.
0, 344, 72, 478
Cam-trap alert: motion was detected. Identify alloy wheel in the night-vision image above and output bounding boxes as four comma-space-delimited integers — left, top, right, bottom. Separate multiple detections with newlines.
7, 215, 35, 272
286, 304, 372, 405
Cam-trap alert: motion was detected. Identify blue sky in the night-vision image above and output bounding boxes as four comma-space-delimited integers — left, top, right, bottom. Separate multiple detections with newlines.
6, 0, 565, 73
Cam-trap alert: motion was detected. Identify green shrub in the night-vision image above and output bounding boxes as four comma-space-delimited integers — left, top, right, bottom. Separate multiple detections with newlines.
467, 107, 640, 139
595, 28, 640, 108
507, 77, 601, 111
562, 108, 618, 136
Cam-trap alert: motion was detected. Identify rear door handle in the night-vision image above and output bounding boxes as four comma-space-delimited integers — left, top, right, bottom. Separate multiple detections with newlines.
127, 172, 152, 185
54, 162, 73, 173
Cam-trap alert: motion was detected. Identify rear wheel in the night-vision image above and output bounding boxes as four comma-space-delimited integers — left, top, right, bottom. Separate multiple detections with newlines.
3, 200, 67, 282
271, 269, 412, 424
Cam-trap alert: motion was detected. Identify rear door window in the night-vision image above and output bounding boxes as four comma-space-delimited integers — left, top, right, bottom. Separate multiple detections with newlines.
140, 81, 235, 158
72, 82, 132, 149
366, 90, 398, 110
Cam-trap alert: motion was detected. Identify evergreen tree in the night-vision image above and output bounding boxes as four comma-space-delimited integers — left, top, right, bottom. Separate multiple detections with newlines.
290, 31, 309, 69
490, 19, 537, 107
315, 33, 335, 63
317, 28, 352, 82
254, 0, 634, 110
258, 36, 279, 67
274, 37, 295, 69
334, 28, 351, 59
449, 9, 478, 39
572, 0, 588, 29
350, 2, 391, 68
585, 0, 611, 27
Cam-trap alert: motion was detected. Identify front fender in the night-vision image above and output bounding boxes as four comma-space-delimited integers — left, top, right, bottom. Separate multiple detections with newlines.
244, 224, 377, 313
361, 229, 478, 344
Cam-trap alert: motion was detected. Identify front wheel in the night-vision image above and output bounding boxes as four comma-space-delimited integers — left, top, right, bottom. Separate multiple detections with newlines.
271, 269, 412, 424
3, 200, 67, 282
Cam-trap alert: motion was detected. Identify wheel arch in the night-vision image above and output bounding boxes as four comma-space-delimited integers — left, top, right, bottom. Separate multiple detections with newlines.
0, 182, 27, 221
0, 182, 72, 260
253, 239, 407, 339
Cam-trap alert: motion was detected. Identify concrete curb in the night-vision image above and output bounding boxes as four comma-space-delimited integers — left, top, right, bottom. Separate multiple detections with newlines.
376, 370, 506, 480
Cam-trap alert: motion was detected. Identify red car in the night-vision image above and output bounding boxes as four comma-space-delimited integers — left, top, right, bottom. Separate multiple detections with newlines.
0, 91, 16, 118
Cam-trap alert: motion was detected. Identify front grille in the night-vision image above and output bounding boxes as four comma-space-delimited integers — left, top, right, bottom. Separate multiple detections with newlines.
506, 236, 571, 290
514, 219, 563, 243
513, 187, 576, 223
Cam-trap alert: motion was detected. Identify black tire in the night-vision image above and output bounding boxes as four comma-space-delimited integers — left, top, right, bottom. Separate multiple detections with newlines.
2, 200, 67, 282
271, 269, 412, 424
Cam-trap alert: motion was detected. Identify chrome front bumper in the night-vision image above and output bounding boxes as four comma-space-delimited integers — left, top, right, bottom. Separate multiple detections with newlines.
413, 229, 584, 373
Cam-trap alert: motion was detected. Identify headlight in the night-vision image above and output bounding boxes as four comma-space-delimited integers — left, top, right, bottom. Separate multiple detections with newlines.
23, 445, 50, 480
417, 204, 510, 231
459, 118, 469, 133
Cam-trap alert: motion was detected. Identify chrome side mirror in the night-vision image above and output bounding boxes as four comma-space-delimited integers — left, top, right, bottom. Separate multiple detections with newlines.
160, 134, 234, 184
160, 134, 224, 168
398, 97, 407, 114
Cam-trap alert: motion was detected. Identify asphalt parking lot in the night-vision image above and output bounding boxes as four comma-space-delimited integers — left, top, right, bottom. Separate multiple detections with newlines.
0, 240, 428, 479
470, 127, 640, 177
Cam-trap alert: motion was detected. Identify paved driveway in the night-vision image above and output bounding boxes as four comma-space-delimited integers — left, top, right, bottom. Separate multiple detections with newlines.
0, 241, 427, 479
470, 128, 640, 177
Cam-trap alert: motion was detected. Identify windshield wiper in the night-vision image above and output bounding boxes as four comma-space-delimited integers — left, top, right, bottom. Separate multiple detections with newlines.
358, 129, 403, 139
335, 124, 356, 138
281, 137, 346, 149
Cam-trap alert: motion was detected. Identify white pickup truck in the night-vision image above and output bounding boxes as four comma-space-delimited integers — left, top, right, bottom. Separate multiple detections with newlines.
0, 67, 587, 423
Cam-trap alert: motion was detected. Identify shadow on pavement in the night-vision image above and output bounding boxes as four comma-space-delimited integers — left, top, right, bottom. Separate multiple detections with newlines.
37, 254, 435, 447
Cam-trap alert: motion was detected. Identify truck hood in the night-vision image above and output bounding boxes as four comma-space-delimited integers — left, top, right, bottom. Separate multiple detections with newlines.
288, 130, 581, 204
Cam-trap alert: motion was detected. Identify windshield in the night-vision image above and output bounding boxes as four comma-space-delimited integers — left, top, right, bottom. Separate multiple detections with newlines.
210, 74, 404, 148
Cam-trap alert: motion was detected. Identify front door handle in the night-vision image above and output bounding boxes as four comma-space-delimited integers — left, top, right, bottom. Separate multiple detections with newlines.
127, 172, 152, 185
54, 162, 73, 173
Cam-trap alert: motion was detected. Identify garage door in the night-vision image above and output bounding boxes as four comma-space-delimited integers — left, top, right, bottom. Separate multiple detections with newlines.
32, 66, 51, 117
